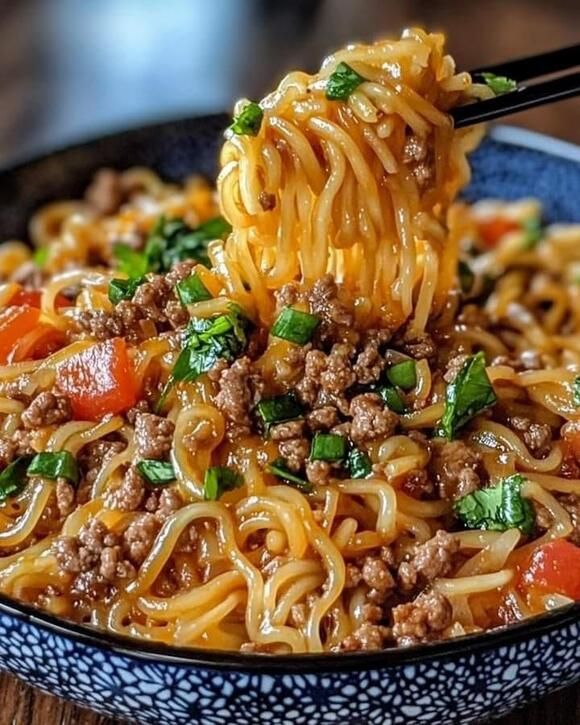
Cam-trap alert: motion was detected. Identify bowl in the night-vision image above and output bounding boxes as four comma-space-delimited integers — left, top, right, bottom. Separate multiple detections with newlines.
0, 118, 579, 725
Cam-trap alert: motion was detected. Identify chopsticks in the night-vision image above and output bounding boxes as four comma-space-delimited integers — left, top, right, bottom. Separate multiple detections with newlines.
451, 43, 580, 128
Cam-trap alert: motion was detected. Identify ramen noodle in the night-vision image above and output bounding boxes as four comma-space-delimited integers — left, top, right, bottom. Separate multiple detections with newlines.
0, 29, 578, 654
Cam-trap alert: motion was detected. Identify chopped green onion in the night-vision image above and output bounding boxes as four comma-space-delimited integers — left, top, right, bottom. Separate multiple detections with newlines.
521, 217, 543, 250
33, 247, 49, 268
346, 447, 372, 479
108, 275, 146, 305
176, 273, 213, 306
0, 456, 33, 502
379, 385, 407, 414
573, 376, 580, 407
267, 458, 313, 493
136, 460, 176, 486
203, 466, 243, 501
271, 308, 320, 345
458, 260, 475, 295
113, 243, 149, 278
454, 473, 534, 534
257, 394, 303, 432
480, 72, 518, 95
27, 451, 79, 485
310, 433, 347, 462
386, 360, 417, 390
230, 102, 264, 136
440, 351, 497, 439
326, 62, 365, 101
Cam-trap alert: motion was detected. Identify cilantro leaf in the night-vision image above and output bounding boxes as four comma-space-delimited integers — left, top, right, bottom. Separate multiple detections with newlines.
326, 62, 365, 101
440, 351, 497, 439
454, 473, 535, 534
230, 102, 263, 136
108, 275, 146, 305
480, 72, 518, 95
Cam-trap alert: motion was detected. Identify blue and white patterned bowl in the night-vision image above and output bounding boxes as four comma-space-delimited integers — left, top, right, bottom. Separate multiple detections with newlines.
0, 119, 579, 724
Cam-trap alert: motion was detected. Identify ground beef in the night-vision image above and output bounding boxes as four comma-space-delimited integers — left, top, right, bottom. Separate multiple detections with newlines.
55, 479, 76, 517
361, 555, 396, 602
122, 513, 160, 565
398, 530, 459, 592
345, 562, 363, 589
560, 494, 580, 545
105, 466, 145, 512
305, 460, 333, 486
269, 420, 305, 441
457, 305, 490, 329
52, 518, 135, 598
348, 393, 398, 446
401, 469, 435, 499
134, 412, 174, 460
78, 440, 126, 495
72, 309, 127, 341
258, 191, 276, 211
214, 357, 264, 441
392, 590, 452, 647
279, 438, 310, 473
396, 328, 436, 361
335, 622, 392, 651
21, 391, 72, 430
0, 438, 16, 468
274, 283, 303, 312
85, 169, 124, 216
430, 440, 482, 501
295, 350, 327, 408
144, 487, 184, 523
309, 274, 353, 327
288, 602, 308, 628
306, 406, 340, 432
509, 416, 552, 458
353, 340, 385, 385
295, 343, 357, 413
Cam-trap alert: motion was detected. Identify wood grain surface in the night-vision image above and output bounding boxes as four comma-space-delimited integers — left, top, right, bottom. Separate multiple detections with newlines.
0, 0, 578, 723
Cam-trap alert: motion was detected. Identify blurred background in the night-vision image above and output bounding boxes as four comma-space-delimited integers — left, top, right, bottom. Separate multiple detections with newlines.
0, 0, 579, 166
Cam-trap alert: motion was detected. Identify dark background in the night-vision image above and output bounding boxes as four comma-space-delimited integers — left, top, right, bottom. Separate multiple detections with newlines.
0, 0, 579, 723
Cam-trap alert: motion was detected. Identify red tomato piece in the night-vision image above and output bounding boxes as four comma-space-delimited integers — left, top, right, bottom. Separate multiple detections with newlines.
11, 323, 67, 362
0, 306, 41, 364
478, 217, 520, 248
56, 338, 138, 420
519, 539, 580, 601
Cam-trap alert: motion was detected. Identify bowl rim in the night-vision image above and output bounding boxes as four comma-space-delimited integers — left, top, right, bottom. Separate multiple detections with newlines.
0, 119, 579, 673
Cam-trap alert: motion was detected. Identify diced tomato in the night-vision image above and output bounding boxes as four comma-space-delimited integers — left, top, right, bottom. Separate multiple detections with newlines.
11, 323, 67, 362
9, 287, 70, 309
519, 539, 580, 601
478, 217, 520, 248
56, 338, 138, 420
0, 306, 41, 364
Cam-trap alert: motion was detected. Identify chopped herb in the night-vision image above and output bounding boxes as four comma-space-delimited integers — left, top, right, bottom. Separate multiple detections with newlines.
108, 275, 146, 305
379, 385, 407, 414
573, 376, 580, 407
176, 273, 213, 306
27, 451, 79, 486
113, 243, 149, 278
0, 456, 33, 502
346, 447, 372, 479
480, 72, 518, 95
440, 351, 497, 439
136, 460, 176, 486
158, 306, 248, 409
521, 217, 543, 250
271, 308, 320, 345
230, 102, 264, 136
326, 62, 365, 101
458, 260, 475, 295
310, 433, 347, 462
33, 247, 49, 268
454, 473, 534, 534
386, 360, 417, 390
257, 394, 303, 433
203, 466, 243, 501
267, 458, 313, 492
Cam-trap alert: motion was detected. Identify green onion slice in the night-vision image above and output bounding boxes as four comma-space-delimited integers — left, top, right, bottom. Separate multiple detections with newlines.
346, 447, 372, 479
271, 308, 320, 345
379, 385, 406, 414
480, 72, 518, 95
27, 451, 79, 485
108, 276, 146, 305
136, 460, 176, 486
203, 466, 243, 501
0, 456, 33, 502
310, 433, 347, 462
230, 102, 264, 136
386, 360, 417, 390
267, 458, 312, 493
326, 62, 365, 101
257, 394, 303, 431
176, 273, 213, 306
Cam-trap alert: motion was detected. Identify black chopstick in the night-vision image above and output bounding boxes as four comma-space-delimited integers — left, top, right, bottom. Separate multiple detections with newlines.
469, 43, 580, 83
451, 43, 580, 128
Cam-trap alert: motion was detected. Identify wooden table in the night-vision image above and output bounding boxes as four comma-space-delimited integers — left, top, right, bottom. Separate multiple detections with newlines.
1, 669, 578, 724
0, 0, 578, 722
